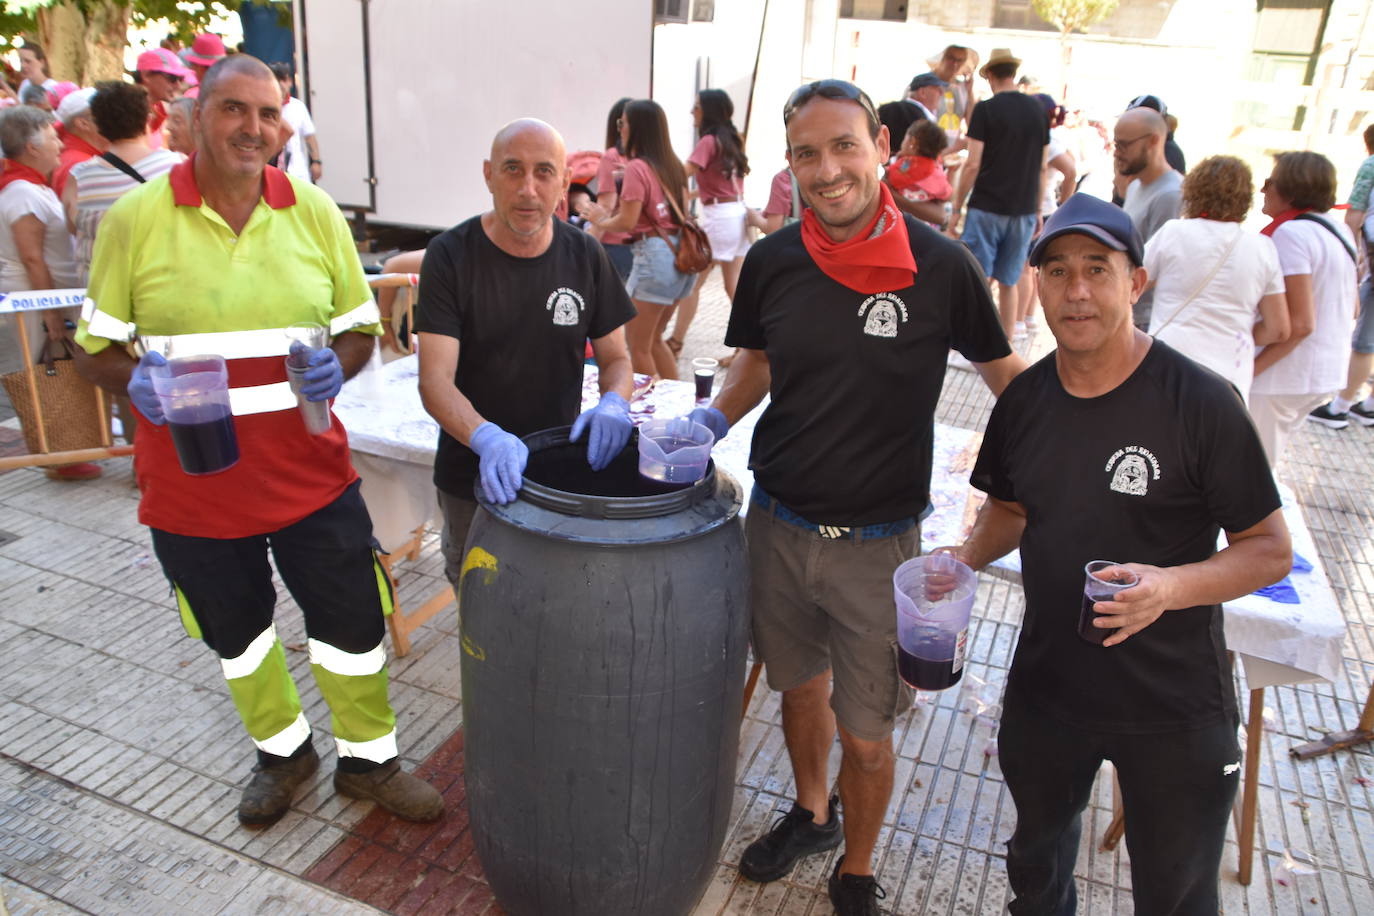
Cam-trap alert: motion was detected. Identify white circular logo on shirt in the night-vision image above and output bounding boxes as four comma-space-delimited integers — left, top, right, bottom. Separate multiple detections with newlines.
1105, 446, 1160, 496
857, 292, 908, 338
547, 288, 585, 327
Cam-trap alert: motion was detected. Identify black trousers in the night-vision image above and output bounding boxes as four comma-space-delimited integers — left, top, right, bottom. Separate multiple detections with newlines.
998, 689, 1240, 916
150, 479, 387, 660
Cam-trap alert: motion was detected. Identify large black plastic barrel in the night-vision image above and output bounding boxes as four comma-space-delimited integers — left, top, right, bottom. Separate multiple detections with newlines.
457, 426, 750, 916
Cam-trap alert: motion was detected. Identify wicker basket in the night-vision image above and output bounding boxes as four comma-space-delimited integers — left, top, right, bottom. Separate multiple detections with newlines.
1, 339, 109, 455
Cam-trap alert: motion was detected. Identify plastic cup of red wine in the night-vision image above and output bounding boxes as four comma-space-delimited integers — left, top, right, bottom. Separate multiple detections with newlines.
692, 357, 718, 404
1078, 560, 1140, 644
893, 554, 978, 692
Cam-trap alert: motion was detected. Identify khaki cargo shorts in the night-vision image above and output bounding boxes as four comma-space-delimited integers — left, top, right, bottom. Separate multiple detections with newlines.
746, 496, 919, 741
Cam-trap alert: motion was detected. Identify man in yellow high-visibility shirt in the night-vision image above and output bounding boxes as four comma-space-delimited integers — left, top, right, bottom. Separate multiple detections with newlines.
75, 53, 443, 829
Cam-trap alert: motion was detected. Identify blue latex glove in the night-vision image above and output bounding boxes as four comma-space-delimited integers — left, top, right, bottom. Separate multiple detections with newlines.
1254, 577, 1300, 604
688, 406, 729, 442
469, 421, 529, 504
299, 345, 344, 402
127, 350, 166, 425
570, 391, 632, 471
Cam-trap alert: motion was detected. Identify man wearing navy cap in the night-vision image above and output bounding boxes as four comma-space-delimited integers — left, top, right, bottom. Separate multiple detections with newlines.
877, 71, 945, 144
949, 194, 1291, 912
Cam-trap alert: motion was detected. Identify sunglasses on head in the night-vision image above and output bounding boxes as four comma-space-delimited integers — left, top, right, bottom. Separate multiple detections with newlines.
782, 79, 879, 129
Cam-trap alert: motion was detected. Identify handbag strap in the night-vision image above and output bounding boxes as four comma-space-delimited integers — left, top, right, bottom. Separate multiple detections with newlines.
1151, 224, 1242, 337
643, 159, 692, 254
101, 151, 147, 184
1293, 212, 1358, 265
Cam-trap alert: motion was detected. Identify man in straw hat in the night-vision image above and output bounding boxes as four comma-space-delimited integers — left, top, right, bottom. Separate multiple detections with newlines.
952, 47, 1049, 339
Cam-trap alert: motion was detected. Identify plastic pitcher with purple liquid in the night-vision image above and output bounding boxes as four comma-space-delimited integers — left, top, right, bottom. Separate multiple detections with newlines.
893, 554, 978, 691
149, 355, 239, 476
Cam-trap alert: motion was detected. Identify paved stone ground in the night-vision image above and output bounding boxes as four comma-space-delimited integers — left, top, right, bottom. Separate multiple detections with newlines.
2, 272, 1374, 914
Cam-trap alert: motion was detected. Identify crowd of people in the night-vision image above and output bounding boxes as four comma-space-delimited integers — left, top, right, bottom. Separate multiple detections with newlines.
2, 27, 1369, 916
0, 36, 320, 480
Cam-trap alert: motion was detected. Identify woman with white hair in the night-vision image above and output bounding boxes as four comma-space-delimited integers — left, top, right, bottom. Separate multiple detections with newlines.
0, 103, 90, 478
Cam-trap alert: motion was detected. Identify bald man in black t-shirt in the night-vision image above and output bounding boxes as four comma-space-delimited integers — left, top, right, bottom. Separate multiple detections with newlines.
415, 119, 636, 586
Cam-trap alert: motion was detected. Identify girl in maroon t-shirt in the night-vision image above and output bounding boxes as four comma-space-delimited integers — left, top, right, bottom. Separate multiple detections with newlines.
664, 88, 751, 359
584, 98, 694, 379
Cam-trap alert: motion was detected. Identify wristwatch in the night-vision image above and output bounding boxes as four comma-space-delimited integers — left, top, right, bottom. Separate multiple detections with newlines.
309, 158, 322, 165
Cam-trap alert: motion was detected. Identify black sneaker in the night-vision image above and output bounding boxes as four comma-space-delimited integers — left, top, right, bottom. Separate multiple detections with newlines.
828, 856, 887, 916
1350, 402, 1374, 427
739, 795, 842, 883
1307, 403, 1350, 429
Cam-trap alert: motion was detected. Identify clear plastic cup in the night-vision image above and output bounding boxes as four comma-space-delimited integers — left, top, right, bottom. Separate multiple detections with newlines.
284, 323, 332, 435
1078, 560, 1140, 644
636, 418, 714, 485
893, 554, 978, 691
148, 354, 239, 476
692, 357, 718, 404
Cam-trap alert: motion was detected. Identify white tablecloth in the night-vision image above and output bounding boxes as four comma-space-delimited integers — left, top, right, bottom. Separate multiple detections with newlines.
334, 357, 1346, 690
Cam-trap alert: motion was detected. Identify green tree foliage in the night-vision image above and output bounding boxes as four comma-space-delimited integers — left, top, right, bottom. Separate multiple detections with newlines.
1032, 0, 1120, 101
0, 1, 247, 83
1031, 0, 1119, 37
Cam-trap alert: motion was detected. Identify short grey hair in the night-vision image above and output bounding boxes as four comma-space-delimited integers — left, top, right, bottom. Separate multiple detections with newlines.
0, 105, 54, 159
168, 96, 195, 121
18, 84, 48, 107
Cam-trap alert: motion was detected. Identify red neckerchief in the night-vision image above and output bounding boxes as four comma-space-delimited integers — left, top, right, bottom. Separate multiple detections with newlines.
1261, 208, 1308, 237
0, 160, 49, 193
801, 182, 917, 294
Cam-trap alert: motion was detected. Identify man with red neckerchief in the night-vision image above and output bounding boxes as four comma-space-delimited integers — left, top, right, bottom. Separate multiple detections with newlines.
690, 79, 1025, 915
74, 55, 443, 830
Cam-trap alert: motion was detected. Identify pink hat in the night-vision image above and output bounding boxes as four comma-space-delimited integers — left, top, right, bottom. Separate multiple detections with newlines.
136, 47, 192, 79
184, 33, 226, 68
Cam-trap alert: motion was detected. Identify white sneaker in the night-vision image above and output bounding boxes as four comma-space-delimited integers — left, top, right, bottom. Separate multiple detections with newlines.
1013, 322, 1028, 341
947, 351, 973, 371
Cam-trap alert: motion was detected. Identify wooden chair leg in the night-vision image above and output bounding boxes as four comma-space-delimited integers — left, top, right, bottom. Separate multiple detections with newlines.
741, 659, 764, 718
1101, 767, 1126, 851
1291, 679, 1374, 759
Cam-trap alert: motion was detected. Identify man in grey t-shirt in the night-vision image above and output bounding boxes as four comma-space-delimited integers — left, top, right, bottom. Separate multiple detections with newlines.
1116, 107, 1181, 328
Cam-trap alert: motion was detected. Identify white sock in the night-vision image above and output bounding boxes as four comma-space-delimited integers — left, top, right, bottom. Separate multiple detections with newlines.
1362, 395, 1374, 412
1332, 396, 1355, 414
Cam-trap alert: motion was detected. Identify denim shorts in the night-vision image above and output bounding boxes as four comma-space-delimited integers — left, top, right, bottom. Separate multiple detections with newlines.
627, 235, 696, 305
1354, 276, 1374, 354
962, 208, 1037, 286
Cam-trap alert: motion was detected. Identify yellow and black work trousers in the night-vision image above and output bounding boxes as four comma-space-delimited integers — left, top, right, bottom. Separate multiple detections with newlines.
151, 480, 398, 771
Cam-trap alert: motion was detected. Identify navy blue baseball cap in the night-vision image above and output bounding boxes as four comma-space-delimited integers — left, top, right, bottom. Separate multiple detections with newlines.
908, 71, 948, 91
1028, 193, 1145, 268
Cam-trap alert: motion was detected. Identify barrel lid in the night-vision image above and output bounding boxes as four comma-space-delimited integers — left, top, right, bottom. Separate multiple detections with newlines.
514, 426, 718, 520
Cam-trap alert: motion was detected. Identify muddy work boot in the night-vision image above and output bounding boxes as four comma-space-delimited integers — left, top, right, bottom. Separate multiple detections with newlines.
334, 760, 444, 822
739, 795, 842, 883
238, 747, 320, 826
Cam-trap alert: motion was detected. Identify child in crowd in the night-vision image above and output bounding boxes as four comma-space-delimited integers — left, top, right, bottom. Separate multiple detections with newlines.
885, 119, 951, 210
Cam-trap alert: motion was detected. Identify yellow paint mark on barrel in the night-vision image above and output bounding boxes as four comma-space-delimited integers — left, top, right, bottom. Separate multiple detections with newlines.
461, 547, 499, 585
461, 632, 487, 661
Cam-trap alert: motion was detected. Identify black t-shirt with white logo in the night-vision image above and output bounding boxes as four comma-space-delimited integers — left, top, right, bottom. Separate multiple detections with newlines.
971, 342, 1281, 733
967, 91, 1048, 216
725, 217, 1010, 526
414, 217, 636, 497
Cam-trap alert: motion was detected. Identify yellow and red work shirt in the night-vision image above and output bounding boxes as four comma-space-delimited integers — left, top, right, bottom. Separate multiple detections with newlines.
76, 159, 381, 538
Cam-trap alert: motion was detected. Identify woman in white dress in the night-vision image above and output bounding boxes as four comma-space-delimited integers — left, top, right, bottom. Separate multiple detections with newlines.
1144, 155, 1289, 402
